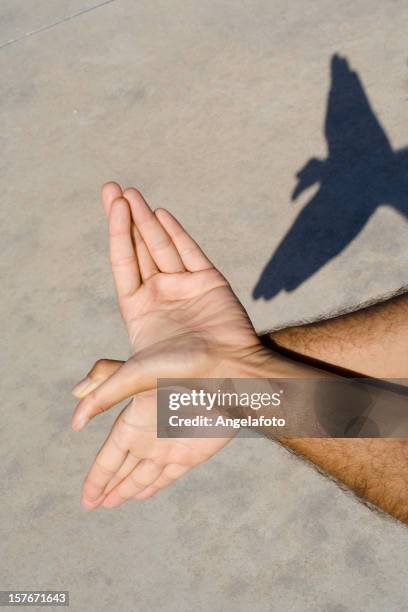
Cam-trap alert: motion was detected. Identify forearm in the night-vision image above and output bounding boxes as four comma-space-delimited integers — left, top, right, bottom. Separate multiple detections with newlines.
281, 437, 408, 523
75, 344, 408, 521
250, 336, 408, 524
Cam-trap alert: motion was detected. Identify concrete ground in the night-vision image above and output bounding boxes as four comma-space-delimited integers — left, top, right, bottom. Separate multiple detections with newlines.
1, 1, 408, 611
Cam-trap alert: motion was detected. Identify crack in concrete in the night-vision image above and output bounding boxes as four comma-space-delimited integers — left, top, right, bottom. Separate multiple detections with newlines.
0, 0, 117, 50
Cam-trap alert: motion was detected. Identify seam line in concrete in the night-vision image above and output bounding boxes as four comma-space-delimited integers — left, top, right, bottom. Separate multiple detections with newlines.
0, 0, 117, 50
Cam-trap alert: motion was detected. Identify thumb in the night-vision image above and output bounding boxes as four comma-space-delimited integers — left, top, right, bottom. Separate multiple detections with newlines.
71, 354, 158, 432
72, 359, 124, 399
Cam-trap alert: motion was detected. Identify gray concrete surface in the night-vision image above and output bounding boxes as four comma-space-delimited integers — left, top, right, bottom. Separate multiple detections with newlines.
1, 1, 408, 611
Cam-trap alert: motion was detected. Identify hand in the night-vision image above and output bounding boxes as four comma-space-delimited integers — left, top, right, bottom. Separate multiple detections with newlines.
74, 360, 232, 510
72, 183, 274, 510
72, 183, 269, 430
101, 183, 261, 355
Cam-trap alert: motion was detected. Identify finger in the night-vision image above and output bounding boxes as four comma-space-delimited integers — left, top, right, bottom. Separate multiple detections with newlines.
134, 463, 192, 500
123, 188, 185, 273
102, 459, 163, 508
101, 181, 123, 216
72, 359, 124, 399
101, 183, 159, 280
154, 208, 213, 272
109, 197, 141, 297
103, 452, 141, 496
101, 182, 159, 279
81, 422, 129, 510
132, 222, 159, 281
71, 357, 153, 431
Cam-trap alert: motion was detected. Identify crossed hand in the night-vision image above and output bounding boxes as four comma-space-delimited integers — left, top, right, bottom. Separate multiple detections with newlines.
72, 183, 271, 510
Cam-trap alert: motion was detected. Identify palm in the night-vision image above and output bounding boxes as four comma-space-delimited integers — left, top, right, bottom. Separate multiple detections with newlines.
121, 390, 227, 464
94, 389, 231, 506
121, 269, 258, 358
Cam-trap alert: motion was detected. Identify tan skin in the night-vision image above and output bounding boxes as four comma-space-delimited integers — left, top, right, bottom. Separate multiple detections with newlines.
72, 183, 408, 522
73, 184, 279, 509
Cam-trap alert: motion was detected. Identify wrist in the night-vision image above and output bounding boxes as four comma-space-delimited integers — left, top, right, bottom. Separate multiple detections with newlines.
233, 344, 319, 380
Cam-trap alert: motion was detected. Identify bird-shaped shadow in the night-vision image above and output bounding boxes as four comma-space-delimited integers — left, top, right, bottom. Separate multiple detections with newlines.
253, 54, 408, 300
